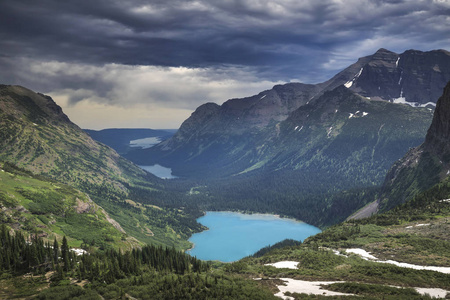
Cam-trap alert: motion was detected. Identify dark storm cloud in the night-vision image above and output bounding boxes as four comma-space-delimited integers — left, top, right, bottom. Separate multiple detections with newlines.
1, 0, 448, 83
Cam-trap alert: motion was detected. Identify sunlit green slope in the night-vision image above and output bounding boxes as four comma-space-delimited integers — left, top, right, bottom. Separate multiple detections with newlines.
0, 85, 203, 249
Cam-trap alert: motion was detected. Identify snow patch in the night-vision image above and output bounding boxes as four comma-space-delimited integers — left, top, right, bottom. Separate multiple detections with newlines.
271, 276, 449, 299
260, 94, 267, 100
344, 81, 353, 88
71, 248, 88, 256
346, 248, 378, 260
335, 109, 338, 113
344, 68, 363, 88
33, 123, 38, 126
392, 97, 436, 108
265, 261, 299, 269
395, 57, 400, 67
348, 111, 368, 119
406, 223, 430, 229
327, 127, 333, 138
332, 250, 348, 257
380, 260, 450, 274
415, 287, 449, 299
344, 248, 450, 274
294, 126, 299, 131
275, 278, 354, 299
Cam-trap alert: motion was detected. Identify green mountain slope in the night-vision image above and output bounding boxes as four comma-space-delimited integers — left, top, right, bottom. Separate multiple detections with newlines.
0, 162, 139, 250
0, 85, 203, 249
0, 85, 152, 193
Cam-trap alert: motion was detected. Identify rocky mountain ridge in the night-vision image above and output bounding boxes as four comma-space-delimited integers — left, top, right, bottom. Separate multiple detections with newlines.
136, 48, 449, 176
346, 48, 450, 105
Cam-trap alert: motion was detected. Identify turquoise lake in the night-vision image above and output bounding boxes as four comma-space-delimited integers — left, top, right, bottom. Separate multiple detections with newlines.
186, 211, 321, 262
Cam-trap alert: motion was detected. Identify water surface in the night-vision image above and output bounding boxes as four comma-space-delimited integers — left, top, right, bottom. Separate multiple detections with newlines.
139, 164, 178, 179
130, 137, 161, 149
187, 211, 321, 262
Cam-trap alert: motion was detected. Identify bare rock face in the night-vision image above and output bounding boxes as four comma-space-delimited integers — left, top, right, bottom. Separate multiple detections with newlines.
425, 82, 450, 156
74, 198, 95, 214
380, 81, 450, 211
349, 48, 402, 100
350, 49, 450, 104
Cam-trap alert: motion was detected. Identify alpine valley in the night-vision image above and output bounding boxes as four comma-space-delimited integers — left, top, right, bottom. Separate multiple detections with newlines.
1, 49, 450, 299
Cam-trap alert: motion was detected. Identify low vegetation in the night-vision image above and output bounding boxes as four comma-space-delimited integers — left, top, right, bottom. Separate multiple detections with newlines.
0, 224, 277, 299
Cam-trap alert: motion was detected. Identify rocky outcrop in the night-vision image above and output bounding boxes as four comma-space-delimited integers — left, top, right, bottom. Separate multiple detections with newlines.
424, 82, 450, 156
348, 49, 450, 104
380, 81, 450, 211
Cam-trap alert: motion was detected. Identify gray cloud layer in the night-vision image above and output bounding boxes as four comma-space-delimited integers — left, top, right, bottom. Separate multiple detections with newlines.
0, 0, 449, 128
2, 0, 449, 80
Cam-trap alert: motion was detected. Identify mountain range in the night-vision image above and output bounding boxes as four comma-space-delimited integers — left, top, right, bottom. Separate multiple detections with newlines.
132, 49, 449, 178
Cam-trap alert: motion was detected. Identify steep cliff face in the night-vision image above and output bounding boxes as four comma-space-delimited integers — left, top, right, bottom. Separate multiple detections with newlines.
380, 81, 450, 211
348, 48, 402, 100
424, 82, 450, 155
348, 49, 450, 105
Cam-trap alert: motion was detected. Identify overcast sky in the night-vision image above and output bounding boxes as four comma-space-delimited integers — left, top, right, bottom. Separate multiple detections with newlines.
1, 0, 449, 129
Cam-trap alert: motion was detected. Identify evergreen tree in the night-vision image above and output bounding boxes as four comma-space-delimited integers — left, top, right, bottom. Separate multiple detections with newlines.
61, 236, 70, 271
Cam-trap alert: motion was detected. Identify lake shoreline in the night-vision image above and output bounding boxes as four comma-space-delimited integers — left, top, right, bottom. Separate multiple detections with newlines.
205, 210, 307, 223
186, 211, 321, 262
186, 210, 307, 252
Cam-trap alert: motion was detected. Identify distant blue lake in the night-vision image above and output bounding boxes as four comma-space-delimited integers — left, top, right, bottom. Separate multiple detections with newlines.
186, 211, 321, 262
139, 164, 178, 179
129, 137, 161, 149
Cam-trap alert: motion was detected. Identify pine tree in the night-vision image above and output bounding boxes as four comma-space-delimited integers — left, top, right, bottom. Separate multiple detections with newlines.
61, 236, 70, 271
53, 238, 59, 264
